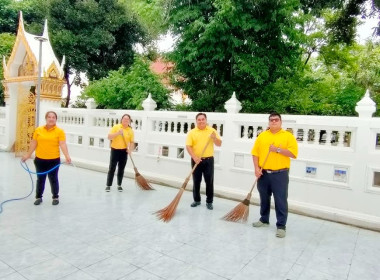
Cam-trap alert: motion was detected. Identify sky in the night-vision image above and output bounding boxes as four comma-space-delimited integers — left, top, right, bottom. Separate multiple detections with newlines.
356, 16, 378, 43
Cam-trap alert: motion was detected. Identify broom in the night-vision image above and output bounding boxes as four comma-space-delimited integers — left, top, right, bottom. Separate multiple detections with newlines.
154, 137, 212, 222
121, 135, 154, 190
221, 149, 271, 223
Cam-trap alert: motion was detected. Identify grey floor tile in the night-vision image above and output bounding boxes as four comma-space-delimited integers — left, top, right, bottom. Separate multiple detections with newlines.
82, 256, 137, 280
297, 267, 346, 280
59, 270, 98, 280
118, 268, 162, 280
176, 266, 227, 280
1, 246, 55, 271
18, 257, 78, 280
0, 272, 28, 280
116, 245, 163, 267
142, 255, 192, 280
60, 245, 111, 269
0, 261, 16, 279
1, 152, 380, 280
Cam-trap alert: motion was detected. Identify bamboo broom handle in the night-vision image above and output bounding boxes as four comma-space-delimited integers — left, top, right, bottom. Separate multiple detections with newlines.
120, 130, 137, 169
183, 135, 213, 185
248, 148, 272, 194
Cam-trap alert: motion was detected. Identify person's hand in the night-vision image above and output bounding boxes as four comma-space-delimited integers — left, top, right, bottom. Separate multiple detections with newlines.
210, 132, 217, 141
193, 156, 202, 164
21, 155, 29, 162
65, 156, 72, 164
254, 168, 263, 178
119, 129, 124, 135
269, 144, 280, 153
126, 149, 131, 155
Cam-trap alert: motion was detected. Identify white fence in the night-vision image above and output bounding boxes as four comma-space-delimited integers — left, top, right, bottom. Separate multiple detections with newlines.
1, 94, 380, 230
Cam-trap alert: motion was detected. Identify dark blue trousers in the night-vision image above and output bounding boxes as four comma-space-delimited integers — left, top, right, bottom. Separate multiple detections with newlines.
34, 157, 61, 199
257, 170, 289, 229
107, 148, 128, 186
191, 157, 214, 204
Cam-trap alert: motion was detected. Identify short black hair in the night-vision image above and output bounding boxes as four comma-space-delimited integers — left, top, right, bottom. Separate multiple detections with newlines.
269, 112, 281, 120
195, 112, 207, 120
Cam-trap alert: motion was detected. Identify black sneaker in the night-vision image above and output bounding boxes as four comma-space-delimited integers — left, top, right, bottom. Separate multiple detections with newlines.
190, 201, 201, 207
34, 198, 42, 205
52, 199, 59, 205
105, 186, 111, 192
206, 203, 213, 210
117, 186, 123, 192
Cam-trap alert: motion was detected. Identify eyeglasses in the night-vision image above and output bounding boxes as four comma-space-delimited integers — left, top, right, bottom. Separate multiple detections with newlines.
269, 118, 281, 122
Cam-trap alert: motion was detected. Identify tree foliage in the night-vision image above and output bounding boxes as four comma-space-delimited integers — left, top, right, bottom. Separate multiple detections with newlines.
0, 0, 147, 107
47, 0, 146, 106
0, 32, 16, 105
121, 0, 168, 41
251, 41, 380, 116
165, 0, 379, 113
166, 0, 304, 112
83, 56, 169, 110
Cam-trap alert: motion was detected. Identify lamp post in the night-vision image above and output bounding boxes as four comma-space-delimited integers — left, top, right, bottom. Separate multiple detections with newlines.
34, 36, 48, 127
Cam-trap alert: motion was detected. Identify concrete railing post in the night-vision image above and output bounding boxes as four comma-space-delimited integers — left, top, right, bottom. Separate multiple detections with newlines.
355, 89, 376, 118
221, 92, 243, 189
142, 93, 157, 111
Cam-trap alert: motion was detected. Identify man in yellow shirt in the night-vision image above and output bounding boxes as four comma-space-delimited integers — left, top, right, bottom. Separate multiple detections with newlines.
251, 112, 298, 238
186, 113, 222, 210
106, 114, 134, 192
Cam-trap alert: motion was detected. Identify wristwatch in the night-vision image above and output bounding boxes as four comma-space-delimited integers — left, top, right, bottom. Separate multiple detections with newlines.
276, 147, 281, 153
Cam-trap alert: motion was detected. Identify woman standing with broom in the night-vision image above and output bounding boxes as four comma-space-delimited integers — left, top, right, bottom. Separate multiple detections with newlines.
186, 113, 222, 210
105, 114, 134, 192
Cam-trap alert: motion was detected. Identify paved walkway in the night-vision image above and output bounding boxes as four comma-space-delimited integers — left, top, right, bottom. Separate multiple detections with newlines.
0, 151, 379, 280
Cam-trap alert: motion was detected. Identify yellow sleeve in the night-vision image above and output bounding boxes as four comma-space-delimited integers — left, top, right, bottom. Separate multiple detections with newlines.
287, 132, 298, 158
186, 130, 194, 146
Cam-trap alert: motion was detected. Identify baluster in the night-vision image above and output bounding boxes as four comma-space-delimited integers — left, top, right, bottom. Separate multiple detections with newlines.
314, 129, 321, 145
301, 128, 307, 144
337, 130, 344, 147
325, 130, 332, 146
180, 121, 184, 133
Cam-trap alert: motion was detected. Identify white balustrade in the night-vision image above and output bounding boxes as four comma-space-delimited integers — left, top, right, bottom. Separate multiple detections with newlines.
1, 92, 380, 230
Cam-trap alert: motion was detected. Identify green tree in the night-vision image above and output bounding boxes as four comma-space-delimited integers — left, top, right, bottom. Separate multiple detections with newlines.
83, 55, 169, 110
121, 0, 168, 41
166, 0, 304, 111
0, 0, 17, 33
0, 0, 47, 35
254, 41, 380, 116
300, 0, 379, 44
46, 0, 145, 107
0, 33, 16, 105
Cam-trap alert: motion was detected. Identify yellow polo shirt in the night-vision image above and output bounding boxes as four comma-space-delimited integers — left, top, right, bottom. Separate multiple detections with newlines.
33, 125, 65, 159
109, 124, 134, 149
186, 126, 220, 157
251, 129, 298, 170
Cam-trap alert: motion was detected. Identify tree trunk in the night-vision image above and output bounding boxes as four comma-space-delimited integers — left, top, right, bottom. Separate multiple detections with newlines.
64, 71, 71, 108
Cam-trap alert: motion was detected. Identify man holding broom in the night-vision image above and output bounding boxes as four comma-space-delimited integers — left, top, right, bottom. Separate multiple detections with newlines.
251, 112, 298, 238
186, 113, 222, 210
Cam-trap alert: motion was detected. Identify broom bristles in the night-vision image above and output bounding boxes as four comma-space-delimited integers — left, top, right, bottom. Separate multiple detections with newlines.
221, 197, 251, 223
154, 188, 185, 222
134, 168, 154, 190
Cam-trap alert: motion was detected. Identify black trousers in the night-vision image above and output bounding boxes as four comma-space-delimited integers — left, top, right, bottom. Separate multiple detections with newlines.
106, 148, 128, 186
257, 170, 289, 229
34, 157, 61, 199
191, 157, 214, 204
